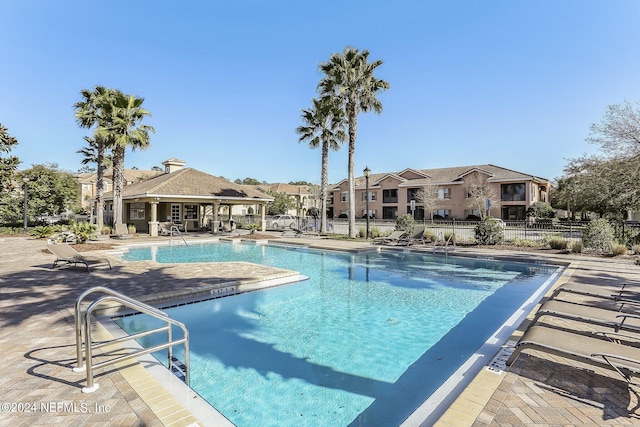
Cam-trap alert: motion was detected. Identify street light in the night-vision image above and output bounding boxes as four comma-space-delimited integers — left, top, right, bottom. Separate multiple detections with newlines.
363, 166, 371, 239
22, 176, 29, 233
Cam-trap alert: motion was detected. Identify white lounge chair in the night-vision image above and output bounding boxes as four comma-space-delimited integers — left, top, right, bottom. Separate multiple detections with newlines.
47, 243, 112, 272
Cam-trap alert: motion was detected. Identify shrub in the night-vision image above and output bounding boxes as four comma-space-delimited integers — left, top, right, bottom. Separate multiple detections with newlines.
632, 244, 640, 255
395, 214, 416, 235
30, 225, 56, 238
547, 237, 568, 250
66, 221, 97, 243
612, 244, 628, 256
423, 230, 436, 243
127, 224, 136, 234
101, 225, 111, 235
444, 232, 457, 243
369, 226, 382, 239
571, 241, 583, 253
582, 218, 615, 253
246, 223, 260, 234
510, 237, 541, 247
474, 218, 504, 245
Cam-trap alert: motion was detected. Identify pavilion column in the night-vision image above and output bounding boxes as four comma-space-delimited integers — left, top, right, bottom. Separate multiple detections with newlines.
149, 200, 160, 237
212, 202, 219, 234
260, 204, 266, 232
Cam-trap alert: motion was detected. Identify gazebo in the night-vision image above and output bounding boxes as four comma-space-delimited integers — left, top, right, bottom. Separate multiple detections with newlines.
99, 160, 273, 236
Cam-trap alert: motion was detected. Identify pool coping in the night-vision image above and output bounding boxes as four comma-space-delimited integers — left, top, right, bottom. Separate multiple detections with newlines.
102, 238, 571, 426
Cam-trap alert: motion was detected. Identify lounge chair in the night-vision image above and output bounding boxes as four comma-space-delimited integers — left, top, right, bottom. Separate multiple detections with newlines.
373, 230, 406, 245
47, 243, 112, 272
506, 325, 640, 385
404, 226, 426, 245
550, 282, 640, 303
113, 223, 134, 239
533, 299, 640, 333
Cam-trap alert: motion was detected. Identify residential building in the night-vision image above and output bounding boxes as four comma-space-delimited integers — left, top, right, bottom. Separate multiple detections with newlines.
76, 168, 164, 211
328, 164, 550, 221
256, 183, 318, 216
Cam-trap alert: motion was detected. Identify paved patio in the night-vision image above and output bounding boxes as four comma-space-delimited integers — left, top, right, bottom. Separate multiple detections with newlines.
1, 234, 639, 426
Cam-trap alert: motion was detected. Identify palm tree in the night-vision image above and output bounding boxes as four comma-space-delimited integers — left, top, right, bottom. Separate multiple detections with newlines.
296, 97, 346, 233
74, 86, 115, 232
76, 135, 112, 227
318, 47, 389, 238
98, 91, 154, 227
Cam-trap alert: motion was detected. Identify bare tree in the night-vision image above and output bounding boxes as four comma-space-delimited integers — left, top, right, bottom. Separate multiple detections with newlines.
414, 184, 440, 222
587, 101, 640, 156
466, 174, 498, 219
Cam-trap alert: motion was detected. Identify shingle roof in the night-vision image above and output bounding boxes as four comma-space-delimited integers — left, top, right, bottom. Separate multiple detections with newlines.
104, 168, 273, 201
332, 164, 548, 190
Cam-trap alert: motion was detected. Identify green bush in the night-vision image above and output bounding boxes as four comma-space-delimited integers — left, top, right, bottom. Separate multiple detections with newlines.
395, 214, 416, 235
582, 218, 615, 253
547, 237, 568, 250
30, 225, 56, 238
474, 218, 504, 245
369, 226, 382, 239
571, 241, 583, 253
612, 244, 628, 256
444, 232, 457, 243
423, 230, 436, 243
510, 237, 541, 247
246, 223, 260, 234
632, 244, 640, 255
65, 221, 97, 243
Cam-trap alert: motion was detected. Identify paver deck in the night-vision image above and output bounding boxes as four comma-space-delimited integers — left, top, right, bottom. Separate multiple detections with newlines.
1, 233, 640, 426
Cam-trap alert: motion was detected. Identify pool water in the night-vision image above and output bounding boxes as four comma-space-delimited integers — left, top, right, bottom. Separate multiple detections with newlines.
117, 242, 559, 427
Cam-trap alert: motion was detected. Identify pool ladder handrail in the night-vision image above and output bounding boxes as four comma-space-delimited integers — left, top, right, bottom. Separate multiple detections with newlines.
433, 231, 455, 253
73, 286, 190, 393
169, 225, 188, 246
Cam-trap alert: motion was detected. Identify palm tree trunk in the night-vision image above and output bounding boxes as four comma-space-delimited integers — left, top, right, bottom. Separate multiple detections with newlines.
95, 147, 105, 232
320, 138, 329, 233
112, 145, 125, 226
347, 103, 358, 238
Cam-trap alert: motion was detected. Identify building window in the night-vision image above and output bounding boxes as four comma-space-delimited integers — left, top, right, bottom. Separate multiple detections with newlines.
501, 205, 526, 220
433, 209, 451, 219
82, 183, 91, 191
464, 209, 482, 220
382, 206, 397, 219
129, 203, 145, 220
382, 189, 398, 203
361, 191, 376, 201
501, 183, 526, 201
328, 193, 334, 204
408, 206, 425, 220
171, 204, 181, 223
407, 188, 419, 201
438, 188, 451, 199
184, 204, 198, 220
341, 192, 349, 202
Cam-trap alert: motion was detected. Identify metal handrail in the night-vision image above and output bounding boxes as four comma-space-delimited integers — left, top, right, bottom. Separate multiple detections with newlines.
433, 232, 455, 253
73, 287, 189, 393
169, 225, 188, 246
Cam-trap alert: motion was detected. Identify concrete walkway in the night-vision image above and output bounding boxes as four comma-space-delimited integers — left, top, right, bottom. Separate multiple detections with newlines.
1, 234, 640, 426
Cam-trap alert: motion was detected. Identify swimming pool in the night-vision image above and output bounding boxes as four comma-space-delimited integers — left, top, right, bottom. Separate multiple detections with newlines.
117, 242, 560, 426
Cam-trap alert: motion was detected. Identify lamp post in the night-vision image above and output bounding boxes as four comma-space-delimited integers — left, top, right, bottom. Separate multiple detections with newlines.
22, 176, 29, 233
363, 166, 371, 239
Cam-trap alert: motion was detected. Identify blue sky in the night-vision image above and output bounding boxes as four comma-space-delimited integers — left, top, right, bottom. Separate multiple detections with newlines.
2, 1, 640, 184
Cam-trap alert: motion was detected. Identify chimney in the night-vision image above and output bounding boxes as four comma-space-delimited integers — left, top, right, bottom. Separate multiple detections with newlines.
162, 158, 186, 174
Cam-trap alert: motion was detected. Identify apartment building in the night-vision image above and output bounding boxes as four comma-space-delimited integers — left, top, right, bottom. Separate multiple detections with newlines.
327, 164, 550, 221
255, 183, 318, 216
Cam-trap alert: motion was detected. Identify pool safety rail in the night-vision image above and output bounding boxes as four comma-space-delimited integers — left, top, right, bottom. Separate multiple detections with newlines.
73, 286, 190, 393
169, 225, 188, 246
433, 231, 455, 253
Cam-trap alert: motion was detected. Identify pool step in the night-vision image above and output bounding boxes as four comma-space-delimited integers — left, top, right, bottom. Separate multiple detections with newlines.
170, 356, 187, 382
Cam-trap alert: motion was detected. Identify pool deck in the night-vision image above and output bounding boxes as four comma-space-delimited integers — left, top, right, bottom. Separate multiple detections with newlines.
1, 233, 640, 426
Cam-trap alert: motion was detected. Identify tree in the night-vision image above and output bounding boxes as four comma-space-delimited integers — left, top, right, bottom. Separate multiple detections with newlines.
289, 180, 313, 186
234, 177, 262, 185
151, 165, 163, 171
20, 164, 78, 221
318, 47, 390, 238
526, 201, 555, 219
587, 101, 640, 157
414, 184, 440, 222
466, 173, 498, 219
74, 86, 115, 232
296, 96, 346, 233
97, 91, 154, 226
266, 191, 297, 215
0, 123, 20, 194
